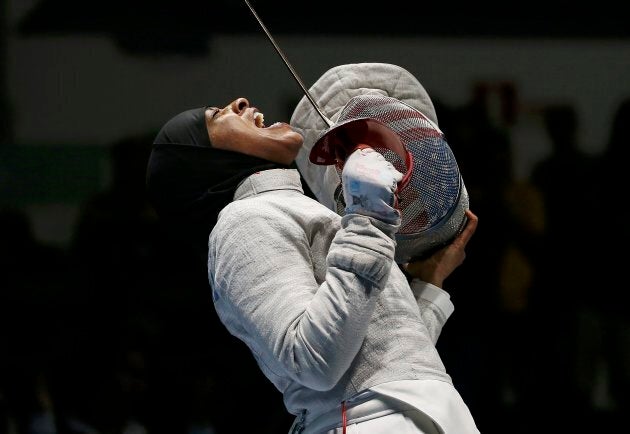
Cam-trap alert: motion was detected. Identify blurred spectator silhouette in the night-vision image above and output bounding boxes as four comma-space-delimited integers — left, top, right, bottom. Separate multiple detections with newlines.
434, 83, 575, 433
59, 133, 208, 434
529, 103, 605, 430
570, 97, 630, 429
432, 83, 520, 432
61, 133, 291, 434
0, 207, 70, 434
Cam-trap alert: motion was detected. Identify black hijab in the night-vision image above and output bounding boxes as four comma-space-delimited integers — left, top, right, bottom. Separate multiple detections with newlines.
146, 107, 287, 260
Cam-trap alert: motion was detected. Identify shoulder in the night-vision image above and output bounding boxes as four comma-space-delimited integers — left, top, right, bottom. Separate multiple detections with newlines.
212, 196, 281, 235
210, 192, 309, 240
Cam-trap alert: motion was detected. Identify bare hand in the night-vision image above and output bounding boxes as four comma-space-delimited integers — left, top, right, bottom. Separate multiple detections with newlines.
403, 209, 478, 288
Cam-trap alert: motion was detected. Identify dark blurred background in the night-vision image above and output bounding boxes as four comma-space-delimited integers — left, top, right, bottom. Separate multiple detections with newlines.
1, 1, 629, 433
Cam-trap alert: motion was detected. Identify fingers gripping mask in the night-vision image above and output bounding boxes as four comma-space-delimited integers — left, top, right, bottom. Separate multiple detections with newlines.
290, 63, 469, 263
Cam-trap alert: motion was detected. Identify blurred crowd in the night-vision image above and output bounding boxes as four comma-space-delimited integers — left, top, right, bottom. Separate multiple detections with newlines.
1, 88, 628, 434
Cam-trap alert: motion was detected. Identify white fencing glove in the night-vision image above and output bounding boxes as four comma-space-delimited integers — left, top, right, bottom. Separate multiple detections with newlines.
342, 148, 403, 225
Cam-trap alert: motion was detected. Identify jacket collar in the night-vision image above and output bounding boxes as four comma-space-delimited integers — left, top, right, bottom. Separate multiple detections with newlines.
234, 168, 303, 200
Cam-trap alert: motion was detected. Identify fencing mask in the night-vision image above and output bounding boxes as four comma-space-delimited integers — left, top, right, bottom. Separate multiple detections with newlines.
290, 63, 469, 264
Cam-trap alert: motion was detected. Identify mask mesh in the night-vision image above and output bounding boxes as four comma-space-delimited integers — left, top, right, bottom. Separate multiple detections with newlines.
332, 95, 462, 235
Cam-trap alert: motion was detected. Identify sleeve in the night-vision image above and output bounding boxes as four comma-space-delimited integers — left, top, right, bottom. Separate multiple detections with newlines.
410, 278, 455, 344
209, 203, 398, 392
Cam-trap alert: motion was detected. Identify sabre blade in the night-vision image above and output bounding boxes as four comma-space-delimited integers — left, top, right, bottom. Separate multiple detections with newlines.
244, 0, 333, 127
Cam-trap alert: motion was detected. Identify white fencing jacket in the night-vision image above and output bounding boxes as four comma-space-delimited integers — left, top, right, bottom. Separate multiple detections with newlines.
208, 169, 478, 433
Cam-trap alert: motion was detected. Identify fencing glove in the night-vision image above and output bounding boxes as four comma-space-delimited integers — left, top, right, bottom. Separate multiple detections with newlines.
342, 148, 403, 226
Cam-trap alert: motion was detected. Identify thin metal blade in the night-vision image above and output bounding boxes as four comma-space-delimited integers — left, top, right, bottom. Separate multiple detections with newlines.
244, 0, 333, 128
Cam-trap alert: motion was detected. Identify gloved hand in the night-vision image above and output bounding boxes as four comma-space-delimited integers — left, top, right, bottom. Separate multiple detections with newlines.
342, 148, 403, 225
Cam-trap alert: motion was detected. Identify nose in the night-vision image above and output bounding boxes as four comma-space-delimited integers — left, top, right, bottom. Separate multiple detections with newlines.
231, 97, 250, 114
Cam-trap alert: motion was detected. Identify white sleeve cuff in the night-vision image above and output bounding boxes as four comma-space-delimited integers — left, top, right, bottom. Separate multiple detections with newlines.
410, 279, 455, 319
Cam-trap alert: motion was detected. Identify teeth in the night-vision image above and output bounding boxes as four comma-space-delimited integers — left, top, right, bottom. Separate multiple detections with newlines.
254, 112, 264, 128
